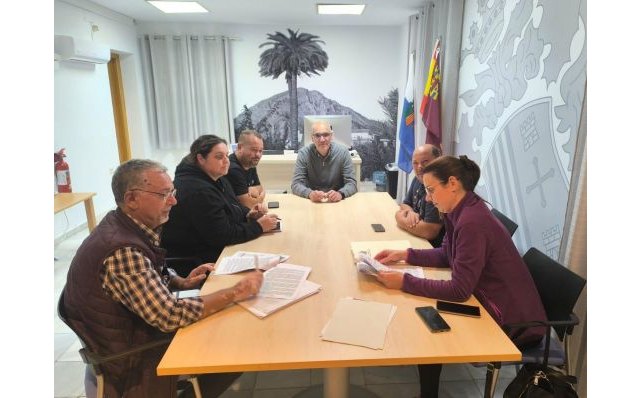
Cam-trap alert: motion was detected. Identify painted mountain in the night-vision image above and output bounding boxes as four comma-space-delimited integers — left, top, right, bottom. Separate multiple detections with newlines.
234, 87, 397, 181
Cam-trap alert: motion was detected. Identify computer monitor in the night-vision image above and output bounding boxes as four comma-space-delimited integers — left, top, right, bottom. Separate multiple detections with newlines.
302, 115, 352, 148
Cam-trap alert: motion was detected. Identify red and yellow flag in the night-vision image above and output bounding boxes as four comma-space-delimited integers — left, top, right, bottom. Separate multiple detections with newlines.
419, 39, 442, 147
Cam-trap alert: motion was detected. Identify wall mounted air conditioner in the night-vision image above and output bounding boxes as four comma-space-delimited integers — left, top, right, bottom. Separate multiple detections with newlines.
55, 35, 110, 64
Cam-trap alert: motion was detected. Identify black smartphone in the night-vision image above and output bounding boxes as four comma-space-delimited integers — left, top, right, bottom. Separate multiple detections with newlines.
268, 201, 279, 209
371, 223, 385, 232
415, 306, 451, 333
436, 300, 481, 317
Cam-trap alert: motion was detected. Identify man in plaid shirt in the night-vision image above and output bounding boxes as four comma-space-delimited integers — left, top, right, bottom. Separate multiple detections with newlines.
63, 159, 263, 397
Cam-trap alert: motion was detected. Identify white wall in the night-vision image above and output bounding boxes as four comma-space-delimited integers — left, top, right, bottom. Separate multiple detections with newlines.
137, 21, 406, 177
54, 0, 151, 238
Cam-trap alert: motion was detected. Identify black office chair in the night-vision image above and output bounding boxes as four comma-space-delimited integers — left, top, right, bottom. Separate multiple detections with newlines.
483, 248, 586, 397
490, 207, 518, 237
166, 256, 202, 278
57, 289, 202, 398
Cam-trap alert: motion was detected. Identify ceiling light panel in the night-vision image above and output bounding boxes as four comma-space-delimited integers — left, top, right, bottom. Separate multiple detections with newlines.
317, 4, 366, 15
147, 1, 209, 14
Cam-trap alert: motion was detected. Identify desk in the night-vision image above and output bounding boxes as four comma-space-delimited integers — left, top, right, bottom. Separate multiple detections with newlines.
54, 192, 97, 232
157, 193, 520, 397
258, 152, 362, 192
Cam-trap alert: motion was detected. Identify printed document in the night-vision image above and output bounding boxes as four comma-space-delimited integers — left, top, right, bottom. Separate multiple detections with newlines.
356, 253, 424, 278
258, 264, 311, 299
321, 297, 396, 350
238, 280, 321, 318
215, 251, 289, 275
350, 240, 411, 263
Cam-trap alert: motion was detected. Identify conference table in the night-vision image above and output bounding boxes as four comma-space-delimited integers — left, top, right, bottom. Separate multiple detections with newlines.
157, 192, 520, 397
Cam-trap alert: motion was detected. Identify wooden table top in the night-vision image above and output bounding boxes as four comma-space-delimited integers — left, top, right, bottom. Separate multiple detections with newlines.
157, 192, 520, 376
54, 192, 96, 214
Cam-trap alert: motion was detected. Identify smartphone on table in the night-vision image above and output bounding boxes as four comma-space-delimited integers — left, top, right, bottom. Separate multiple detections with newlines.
415, 306, 451, 333
436, 300, 481, 317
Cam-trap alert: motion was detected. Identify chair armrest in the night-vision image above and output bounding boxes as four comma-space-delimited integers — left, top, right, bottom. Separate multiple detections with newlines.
165, 257, 202, 278
79, 337, 173, 367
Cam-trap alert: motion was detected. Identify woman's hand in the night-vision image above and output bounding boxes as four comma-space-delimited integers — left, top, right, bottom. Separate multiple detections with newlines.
375, 271, 404, 290
374, 249, 408, 264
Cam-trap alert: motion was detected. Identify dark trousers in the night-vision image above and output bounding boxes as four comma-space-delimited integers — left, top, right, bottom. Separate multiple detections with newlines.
418, 364, 443, 398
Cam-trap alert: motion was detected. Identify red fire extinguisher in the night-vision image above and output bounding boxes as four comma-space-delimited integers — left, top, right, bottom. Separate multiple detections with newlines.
54, 148, 72, 193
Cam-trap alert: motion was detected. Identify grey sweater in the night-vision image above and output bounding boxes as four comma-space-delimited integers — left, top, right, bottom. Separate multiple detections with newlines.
291, 142, 358, 198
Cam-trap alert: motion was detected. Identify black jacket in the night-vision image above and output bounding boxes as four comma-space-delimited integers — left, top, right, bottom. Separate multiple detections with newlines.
161, 159, 262, 263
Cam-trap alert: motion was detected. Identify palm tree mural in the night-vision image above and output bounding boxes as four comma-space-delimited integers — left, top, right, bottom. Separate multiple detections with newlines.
258, 29, 328, 149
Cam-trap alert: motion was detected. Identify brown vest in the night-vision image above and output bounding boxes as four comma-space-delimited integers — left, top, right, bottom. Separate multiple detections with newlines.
63, 208, 176, 397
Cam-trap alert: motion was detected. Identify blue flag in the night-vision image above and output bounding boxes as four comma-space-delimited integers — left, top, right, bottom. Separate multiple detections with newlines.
398, 55, 415, 173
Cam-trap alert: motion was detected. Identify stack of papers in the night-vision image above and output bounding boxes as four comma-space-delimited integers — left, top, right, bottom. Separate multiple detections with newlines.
321, 297, 397, 350
350, 240, 411, 263
215, 251, 289, 275
238, 280, 321, 318
237, 263, 321, 318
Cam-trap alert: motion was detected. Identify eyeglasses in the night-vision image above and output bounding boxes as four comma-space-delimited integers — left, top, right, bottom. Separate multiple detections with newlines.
425, 186, 435, 195
130, 188, 177, 202
312, 132, 332, 140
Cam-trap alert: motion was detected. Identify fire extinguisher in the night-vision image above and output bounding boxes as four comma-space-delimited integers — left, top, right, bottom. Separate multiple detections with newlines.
54, 148, 72, 193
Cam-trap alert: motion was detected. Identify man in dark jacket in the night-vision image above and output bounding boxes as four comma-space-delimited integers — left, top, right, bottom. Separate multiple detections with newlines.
62, 159, 263, 397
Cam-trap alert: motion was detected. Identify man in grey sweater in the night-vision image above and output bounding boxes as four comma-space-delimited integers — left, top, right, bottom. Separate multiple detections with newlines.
291, 120, 358, 202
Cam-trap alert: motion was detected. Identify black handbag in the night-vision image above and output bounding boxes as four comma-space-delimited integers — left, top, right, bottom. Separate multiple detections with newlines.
503, 364, 578, 398
503, 319, 579, 398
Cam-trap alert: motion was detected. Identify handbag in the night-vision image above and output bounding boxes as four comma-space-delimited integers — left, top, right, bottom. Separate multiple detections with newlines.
503, 321, 579, 398
503, 364, 578, 398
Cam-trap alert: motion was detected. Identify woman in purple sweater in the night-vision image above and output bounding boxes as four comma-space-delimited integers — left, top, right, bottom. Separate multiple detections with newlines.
374, 155, 546, 398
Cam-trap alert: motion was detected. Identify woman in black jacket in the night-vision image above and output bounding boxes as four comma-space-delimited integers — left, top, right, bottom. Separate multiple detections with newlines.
162, 135, 279, 267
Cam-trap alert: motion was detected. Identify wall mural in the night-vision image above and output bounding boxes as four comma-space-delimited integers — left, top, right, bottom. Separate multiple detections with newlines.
455, 0, 586, 258
234, 28, 397, 182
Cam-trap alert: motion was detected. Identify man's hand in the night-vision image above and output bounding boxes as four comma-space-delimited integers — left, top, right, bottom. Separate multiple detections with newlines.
247, 203, 268, 219
257, 213, 279, 232
309, 190, 327, 203
405, 211, 420, 228
396, 209, 419, 229
326, 190, 342, 202
232, 271, 264, 301
176, 263, 215, 290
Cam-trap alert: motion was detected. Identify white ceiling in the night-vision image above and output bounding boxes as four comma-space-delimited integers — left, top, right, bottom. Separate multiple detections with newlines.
85, 0, 426, 26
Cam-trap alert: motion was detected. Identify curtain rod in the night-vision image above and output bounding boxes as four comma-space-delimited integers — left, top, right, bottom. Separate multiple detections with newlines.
144, 34, 241, 41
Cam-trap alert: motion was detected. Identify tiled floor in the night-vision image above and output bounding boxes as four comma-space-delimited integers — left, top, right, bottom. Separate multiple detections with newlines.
54, 185, 518, 398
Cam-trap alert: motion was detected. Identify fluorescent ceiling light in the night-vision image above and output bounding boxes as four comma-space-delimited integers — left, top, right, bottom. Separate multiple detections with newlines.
317, 4, 366, 15
147, 1, 209, 14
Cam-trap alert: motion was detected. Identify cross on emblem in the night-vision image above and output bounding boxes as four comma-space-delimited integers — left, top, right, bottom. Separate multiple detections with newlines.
525, 156, 554, 208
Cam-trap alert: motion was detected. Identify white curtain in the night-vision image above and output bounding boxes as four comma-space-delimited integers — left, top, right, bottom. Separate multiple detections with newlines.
139, 34, 233, 149
395, 0, 464, 201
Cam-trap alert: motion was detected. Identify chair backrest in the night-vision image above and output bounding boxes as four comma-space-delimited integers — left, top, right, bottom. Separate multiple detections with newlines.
523, 248, 586, 340
490, 208, 518, 237
58, 289, 102, 374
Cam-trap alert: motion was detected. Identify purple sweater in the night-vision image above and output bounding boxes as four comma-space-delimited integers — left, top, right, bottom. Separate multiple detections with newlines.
402, 192, 546, 347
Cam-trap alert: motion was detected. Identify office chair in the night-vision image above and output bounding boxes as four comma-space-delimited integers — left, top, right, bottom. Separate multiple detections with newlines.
483, 248, 586, 398
57, 289, 202, 398
166, 256, 202, 278
490, 207, 518, 237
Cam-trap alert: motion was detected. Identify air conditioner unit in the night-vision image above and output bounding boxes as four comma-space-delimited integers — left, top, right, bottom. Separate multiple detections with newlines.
54, 35, 110, 64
